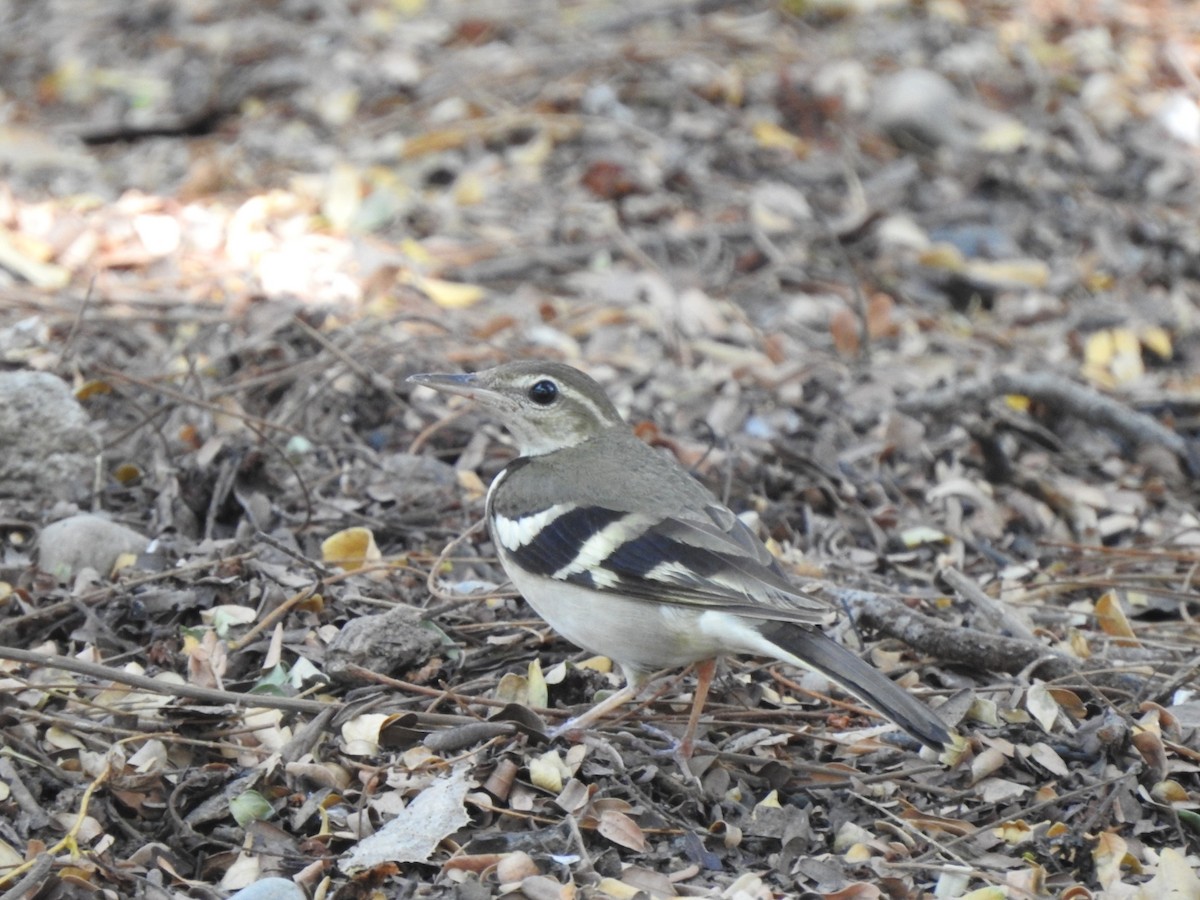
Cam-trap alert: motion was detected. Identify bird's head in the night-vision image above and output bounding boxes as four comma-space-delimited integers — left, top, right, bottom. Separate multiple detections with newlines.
407, 360, 624, 456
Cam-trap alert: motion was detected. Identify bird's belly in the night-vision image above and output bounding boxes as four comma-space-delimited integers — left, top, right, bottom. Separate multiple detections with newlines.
504, 566, 729, 676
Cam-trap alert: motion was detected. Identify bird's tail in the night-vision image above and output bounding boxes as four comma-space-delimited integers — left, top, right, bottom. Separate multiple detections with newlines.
762, 622, 950, 749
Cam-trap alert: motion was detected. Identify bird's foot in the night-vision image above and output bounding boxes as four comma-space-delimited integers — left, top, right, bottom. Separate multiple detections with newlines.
639, 723, 708, 786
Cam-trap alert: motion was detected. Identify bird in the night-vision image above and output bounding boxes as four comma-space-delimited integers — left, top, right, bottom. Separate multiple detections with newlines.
407, 360, 950, 757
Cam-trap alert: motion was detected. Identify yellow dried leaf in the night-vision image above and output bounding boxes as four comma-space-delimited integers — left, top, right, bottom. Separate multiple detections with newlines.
965, 258, 1050, 287
971, 746, 1007, 783
46, 725, 86, 751
200, 604, 257, 629
1094, 591, 1139, 646
843, 842, 872, 862
321, 526, 381, 571
322, 162, 362, 233
596, 877, 642, 899
1144, 847, 1200, 895
977, 118, 1028, 153
918, 242, 966, 271
398, 237, 432, 265
1110, 328, 1144, 383
75, 379, 112, 401
113, 463, 142, 485
899, 526, 949, 548
509, 129, 554, 171
1094, 831, 1140, 888
994, 819, 1032, 844
542, 661, 567, 685
967, 695, 1000, 726
340, 712, 391, 756
111, 552, 139, 576
933, 869, 971, 899
750, 120, 807, 156
1140, 326, 1172, 360
1068, 629, 1091, 658
529, 751, 566, 793
1035, 785, 1058, 804
722, 873, 769, 899
756, 789, 782, 809
0, 228, 70, 289
1047, 687, 1087, 719
0, 838, 20, 873
1085, 329, 1115, 367
212, 395, 247, 434
1149, 780, 1188, 804
525, 659, 548, 709
1112, 327, 1140, 358
1003, 393, 1031, 413
958, 889, 1009, 900
456, 469, 486, 500
494, 672, 530, 704
415, 275, 486, 309
454, 171, 486, 206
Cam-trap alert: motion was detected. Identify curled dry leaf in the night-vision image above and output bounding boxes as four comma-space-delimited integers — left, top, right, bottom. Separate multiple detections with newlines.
340, 712, 391, 757
320, 526, 382, 573
1131, 729, 1168, 778
528, 750, 569, 793
482, 758, 520, 801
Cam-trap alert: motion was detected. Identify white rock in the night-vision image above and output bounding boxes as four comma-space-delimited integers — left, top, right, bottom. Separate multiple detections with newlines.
871, 68, 965, 150
0, 371, 100, 504
38, 514, 149, 583
1156, 92, 1200, 147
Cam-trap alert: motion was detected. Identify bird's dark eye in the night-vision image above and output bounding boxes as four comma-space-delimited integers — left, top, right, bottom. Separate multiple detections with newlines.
527, 379, 559, 406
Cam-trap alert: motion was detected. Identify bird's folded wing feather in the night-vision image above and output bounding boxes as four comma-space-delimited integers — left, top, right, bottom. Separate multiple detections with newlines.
493, 501, 833, 626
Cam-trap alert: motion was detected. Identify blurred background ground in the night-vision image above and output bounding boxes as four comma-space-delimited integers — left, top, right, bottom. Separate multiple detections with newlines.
1, 1, 1199, 897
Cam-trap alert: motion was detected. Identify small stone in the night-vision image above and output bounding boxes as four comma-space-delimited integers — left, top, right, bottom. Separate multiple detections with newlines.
38, 514, 150, 583
871, 68, 965, 151
0, 371, 101, 505
325, 603, 443, 684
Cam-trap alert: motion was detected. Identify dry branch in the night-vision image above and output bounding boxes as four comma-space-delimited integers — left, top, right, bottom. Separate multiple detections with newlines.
898, 373, 1198, 475
832, 587, 1147, 696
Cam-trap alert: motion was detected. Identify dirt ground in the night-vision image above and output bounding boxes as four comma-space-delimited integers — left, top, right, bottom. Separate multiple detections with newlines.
1, 1, 1199, 897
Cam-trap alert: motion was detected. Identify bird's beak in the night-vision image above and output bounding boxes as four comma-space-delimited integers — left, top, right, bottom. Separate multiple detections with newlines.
406, 371, 481, 400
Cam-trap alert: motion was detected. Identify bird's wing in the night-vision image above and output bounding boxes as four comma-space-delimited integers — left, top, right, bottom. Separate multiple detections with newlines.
491, 500, 833, 626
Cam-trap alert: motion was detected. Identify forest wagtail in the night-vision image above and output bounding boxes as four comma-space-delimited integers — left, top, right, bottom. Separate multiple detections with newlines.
408, 361, 950, 757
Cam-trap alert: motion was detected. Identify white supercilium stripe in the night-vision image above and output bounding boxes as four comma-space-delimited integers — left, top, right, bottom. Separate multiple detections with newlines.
492, 504, 572, 553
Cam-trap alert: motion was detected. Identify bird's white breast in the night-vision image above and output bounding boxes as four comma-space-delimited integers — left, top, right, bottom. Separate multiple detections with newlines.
500, 560, 779, 682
